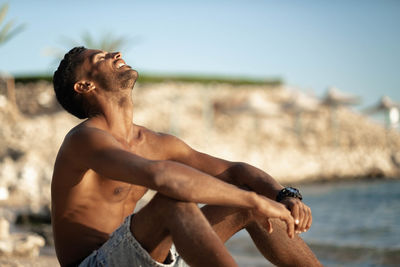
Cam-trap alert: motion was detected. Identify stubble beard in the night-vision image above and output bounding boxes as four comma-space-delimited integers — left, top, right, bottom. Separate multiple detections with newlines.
119, 69, 138, 90
98, 69, 138, 92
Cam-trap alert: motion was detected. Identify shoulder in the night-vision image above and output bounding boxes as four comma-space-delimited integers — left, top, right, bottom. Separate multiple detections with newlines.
138, 126, 181, 145
61, 123, 122, 154
140, 128, 192, 160
65, 124, 105, 144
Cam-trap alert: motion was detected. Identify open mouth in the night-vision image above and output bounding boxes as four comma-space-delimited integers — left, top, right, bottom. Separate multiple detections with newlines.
115, 60, 128, 69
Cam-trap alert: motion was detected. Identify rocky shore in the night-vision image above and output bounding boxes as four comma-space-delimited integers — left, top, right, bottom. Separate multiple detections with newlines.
0, 80, 399, 265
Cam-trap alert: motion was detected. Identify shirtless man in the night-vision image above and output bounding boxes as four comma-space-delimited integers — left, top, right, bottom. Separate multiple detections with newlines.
51, 46, 321, 267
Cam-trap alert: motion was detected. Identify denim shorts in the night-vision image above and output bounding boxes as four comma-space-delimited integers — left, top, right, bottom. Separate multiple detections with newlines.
78, 215, 188, 267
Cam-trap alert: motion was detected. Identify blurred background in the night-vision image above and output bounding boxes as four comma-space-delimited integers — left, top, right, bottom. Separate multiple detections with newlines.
0, 1, 399, 266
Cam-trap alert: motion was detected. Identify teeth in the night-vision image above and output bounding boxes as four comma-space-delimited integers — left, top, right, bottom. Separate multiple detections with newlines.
117, 62, 125, 68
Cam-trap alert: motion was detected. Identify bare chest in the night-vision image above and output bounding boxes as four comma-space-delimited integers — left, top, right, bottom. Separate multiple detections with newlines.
94, 176, 147, 205
94, 129, 171, 207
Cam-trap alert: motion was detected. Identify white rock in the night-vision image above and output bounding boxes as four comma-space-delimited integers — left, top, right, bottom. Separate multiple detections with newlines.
13, 234, 45, 258
0, 218, 9, 240
0, 240, 13, 256
38, 91, 53, 107
0, 186, 9, 201
0, 95, 7, 108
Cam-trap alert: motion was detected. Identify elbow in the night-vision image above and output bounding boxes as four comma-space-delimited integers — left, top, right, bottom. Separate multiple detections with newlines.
150, 160, 173, 190
229, 162, 248, 185
148, 160, 185, 197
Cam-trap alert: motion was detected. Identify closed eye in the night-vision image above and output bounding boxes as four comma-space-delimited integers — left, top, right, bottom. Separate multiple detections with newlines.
92, 52, 106, 63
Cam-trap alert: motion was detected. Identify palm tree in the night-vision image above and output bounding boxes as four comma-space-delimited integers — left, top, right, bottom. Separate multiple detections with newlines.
0, 3, 25, 46
0, 3, 24, 113
45, 31, 135, 60
78, 31, 130, 51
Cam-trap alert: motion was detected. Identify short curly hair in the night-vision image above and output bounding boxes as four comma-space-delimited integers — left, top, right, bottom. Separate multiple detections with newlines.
53, 46, 88, 119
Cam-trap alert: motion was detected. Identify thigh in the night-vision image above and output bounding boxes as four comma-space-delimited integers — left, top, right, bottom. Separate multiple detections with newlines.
131, 194, 176, 263
132, 197, 250, 264
79, 215, 186, 267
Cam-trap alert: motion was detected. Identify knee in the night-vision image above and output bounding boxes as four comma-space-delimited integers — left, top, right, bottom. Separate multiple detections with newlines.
153, 193, 200, 216
168, 199, 200, 217
239, 208, 254, 227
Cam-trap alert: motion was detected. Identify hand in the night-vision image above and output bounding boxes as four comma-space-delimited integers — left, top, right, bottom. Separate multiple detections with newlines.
280, 197, 312, 234
252, 195, 295, 238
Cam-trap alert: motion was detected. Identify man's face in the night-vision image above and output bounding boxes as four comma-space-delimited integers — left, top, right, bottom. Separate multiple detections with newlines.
76, 49, 138, 92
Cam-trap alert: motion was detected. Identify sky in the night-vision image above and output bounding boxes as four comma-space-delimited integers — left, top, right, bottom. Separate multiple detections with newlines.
1, 0, 399, 110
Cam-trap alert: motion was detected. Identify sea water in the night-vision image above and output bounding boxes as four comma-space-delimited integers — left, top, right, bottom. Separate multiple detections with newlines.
226, 179, 400, 267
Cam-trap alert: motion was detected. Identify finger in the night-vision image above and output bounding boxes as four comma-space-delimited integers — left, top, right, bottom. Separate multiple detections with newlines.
305, 207, 313, 231
284, 213, 295, 239
257, 213, 269, 228
291, 203, 300, 228
302, 206, 311, 231
299, 206, 308, 232
266, 219, 273, 234
291, 203, 303, 234
297, 205, 305, 232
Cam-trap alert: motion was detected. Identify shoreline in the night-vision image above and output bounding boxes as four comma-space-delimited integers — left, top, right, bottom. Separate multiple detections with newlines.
2, 179, 399, 266
290, 175, 400, 186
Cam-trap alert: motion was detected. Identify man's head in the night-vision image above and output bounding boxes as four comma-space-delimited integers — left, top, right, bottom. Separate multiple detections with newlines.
53, 46, 138, 119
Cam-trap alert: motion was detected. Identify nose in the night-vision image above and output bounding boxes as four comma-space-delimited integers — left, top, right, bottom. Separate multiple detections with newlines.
113, 52, 122, 59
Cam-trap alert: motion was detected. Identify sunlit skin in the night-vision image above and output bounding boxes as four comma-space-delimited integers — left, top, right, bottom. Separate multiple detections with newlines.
51, 49, 322, 267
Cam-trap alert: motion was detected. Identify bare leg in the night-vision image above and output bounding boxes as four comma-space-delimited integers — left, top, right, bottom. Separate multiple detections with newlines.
132, 195, 320, 266
131, 194, 238, 267
201, 205, 322, 267
246, 219, 322, 267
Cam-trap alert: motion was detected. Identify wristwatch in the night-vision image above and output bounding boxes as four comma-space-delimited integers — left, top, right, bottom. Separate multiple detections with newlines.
276, 187, 303, 202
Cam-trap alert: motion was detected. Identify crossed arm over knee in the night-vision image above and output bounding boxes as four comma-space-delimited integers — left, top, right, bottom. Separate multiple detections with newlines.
66, 126, 312, 237
162, 133, 313, 234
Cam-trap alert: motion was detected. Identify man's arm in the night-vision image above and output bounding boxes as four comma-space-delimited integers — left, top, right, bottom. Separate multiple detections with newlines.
164, 134, 312, 233
63, 127, 295, 237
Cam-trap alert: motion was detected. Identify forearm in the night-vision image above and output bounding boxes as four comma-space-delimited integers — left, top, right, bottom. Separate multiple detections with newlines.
222, 163, 314, 234
220, 162, 284, 200
89, 146, 272, 209
155, 160, 296, 238
152, 160, 259, 209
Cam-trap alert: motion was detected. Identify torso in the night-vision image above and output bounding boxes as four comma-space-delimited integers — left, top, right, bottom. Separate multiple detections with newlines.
51, 121, 174, 266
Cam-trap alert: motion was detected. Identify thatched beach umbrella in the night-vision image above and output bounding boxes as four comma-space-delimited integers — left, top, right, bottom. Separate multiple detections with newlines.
282, 90, 320, 141
364, 96, 400, 129
364, 96, 400, 168
322, 87, 361, 146
322, 87, 361, 107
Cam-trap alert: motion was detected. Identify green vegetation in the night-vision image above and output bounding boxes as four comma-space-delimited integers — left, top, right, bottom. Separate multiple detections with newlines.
15, 73, 282, 86
14, 75, 53, 84
0, 3, 25, 46
136, 74, 282, 86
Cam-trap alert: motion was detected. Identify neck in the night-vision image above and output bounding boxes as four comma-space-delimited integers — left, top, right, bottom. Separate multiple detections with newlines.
89, 90, 135, 141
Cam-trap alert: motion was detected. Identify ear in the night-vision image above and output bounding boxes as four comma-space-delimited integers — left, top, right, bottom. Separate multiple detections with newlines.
73, 80, 96, 94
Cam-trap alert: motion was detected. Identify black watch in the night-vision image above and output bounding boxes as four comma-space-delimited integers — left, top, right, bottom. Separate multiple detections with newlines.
276, 187, 302, 202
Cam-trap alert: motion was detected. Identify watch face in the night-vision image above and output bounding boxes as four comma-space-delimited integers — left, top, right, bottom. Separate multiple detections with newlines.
277, 187, 302, 202
288, 188, 297, 193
